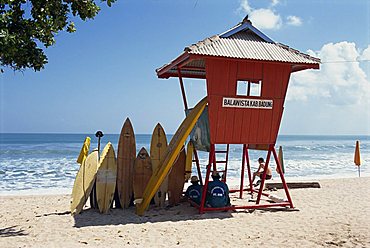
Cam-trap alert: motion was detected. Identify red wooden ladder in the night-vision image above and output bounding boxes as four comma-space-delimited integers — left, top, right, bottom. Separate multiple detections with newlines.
213, 144, 230, 182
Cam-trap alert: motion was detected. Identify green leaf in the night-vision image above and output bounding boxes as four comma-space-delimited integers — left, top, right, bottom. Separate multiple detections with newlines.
1, 0, 117, 72
67, 22, 76, 33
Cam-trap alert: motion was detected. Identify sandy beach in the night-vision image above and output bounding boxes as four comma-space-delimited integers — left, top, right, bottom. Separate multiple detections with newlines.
1, 177, 369, 248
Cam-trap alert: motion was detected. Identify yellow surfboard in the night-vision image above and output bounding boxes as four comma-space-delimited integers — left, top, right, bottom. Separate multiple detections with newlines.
150, 123, 168, 207
185, 141, 194, 182
136, 97, 207, 215
96, 142, 117, 214
76, 137, 91, 165
71, 148, 98, 215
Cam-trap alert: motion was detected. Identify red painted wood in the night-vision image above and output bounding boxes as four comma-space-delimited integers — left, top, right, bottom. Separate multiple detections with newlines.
206, 58, 291, 145
241, 108, 252, 142
232, 109, 243, 143
272, 146, 294, 208
259, 64, 276, 142
281, 65, 291, 101
208, 96, 217, 144
237, 61, 263, 80
224, 62, 238, 142
224, 109, 235, 142
227, 62, 238, 95
270, 101, 284, 143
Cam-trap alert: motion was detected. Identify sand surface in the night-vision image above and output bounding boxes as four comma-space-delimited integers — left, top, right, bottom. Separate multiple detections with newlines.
1, 177, 370, 248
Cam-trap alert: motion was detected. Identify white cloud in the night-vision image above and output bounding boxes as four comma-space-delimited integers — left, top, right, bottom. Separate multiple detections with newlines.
239, 0, 282, 30
284, 42, 370, 135
249, 8, 282, 30
239, 0, 302, 30
270, 0, 279, 7
288, 42, 370, 107
240, 0, 252, 14
360, 45, 370, 60
286, 15, 302, 26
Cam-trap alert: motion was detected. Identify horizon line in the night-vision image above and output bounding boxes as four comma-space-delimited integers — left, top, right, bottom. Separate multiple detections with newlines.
0, 132, 369, 136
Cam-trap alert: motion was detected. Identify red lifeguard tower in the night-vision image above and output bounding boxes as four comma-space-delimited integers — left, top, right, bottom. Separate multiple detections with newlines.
156, 17, 320, 213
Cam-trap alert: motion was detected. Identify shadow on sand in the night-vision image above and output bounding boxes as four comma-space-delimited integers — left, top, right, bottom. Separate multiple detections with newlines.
73, 202, 234, 228
0, 226, 28, 237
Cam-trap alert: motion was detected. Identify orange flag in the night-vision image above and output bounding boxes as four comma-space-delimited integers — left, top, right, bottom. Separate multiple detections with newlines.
354, 141, 361, 166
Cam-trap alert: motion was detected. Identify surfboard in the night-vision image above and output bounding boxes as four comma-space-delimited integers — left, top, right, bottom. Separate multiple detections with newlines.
117, 118, 136, 208
76, 137, 91, 165
136, 97, 207, 215
96, 142, 117, 214
133, 147, 153, 202
277, 146, 285, 174
185, 141, 194, 182
150, 123, 168, 207
71, 148, 98, 215
168, 147, 186, 206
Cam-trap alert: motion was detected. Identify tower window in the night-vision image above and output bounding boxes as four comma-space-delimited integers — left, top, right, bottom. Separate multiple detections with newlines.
237, 80, 262, 97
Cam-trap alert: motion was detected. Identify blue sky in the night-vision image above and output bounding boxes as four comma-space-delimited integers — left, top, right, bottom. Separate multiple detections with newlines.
1, 0, 369, 135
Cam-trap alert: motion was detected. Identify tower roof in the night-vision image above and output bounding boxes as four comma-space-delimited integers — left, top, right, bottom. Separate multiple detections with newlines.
157, 18, 320, 79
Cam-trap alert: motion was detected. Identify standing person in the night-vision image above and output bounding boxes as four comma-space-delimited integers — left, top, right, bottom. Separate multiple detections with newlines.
206, 171, 230, 208
252, 157, 272, 184
185, 176, 202, 205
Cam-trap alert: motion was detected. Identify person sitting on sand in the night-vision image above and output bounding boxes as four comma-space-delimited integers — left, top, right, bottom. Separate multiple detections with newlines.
252, 157, 272, 184
206, 171, 230, 208
185, 175, 202, 205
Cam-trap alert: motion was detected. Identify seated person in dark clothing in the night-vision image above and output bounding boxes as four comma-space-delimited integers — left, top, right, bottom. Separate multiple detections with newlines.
252, 157, 272, 184
185, 175, 202, 205
206, 171, 230, 208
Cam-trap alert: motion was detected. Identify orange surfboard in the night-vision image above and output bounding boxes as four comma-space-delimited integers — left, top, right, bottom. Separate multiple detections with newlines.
133, 148, 153, 202
117, 118, 136, 208
168, 147, 186, 206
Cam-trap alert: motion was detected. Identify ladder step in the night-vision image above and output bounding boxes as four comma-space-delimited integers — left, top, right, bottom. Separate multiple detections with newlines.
215, 161, 227, 163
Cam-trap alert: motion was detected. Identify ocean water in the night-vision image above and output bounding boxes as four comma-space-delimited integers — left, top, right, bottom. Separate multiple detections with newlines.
0, 133, 368, 195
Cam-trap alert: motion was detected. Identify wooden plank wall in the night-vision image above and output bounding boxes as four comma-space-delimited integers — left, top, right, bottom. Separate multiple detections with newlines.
206, 58, 291, 145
